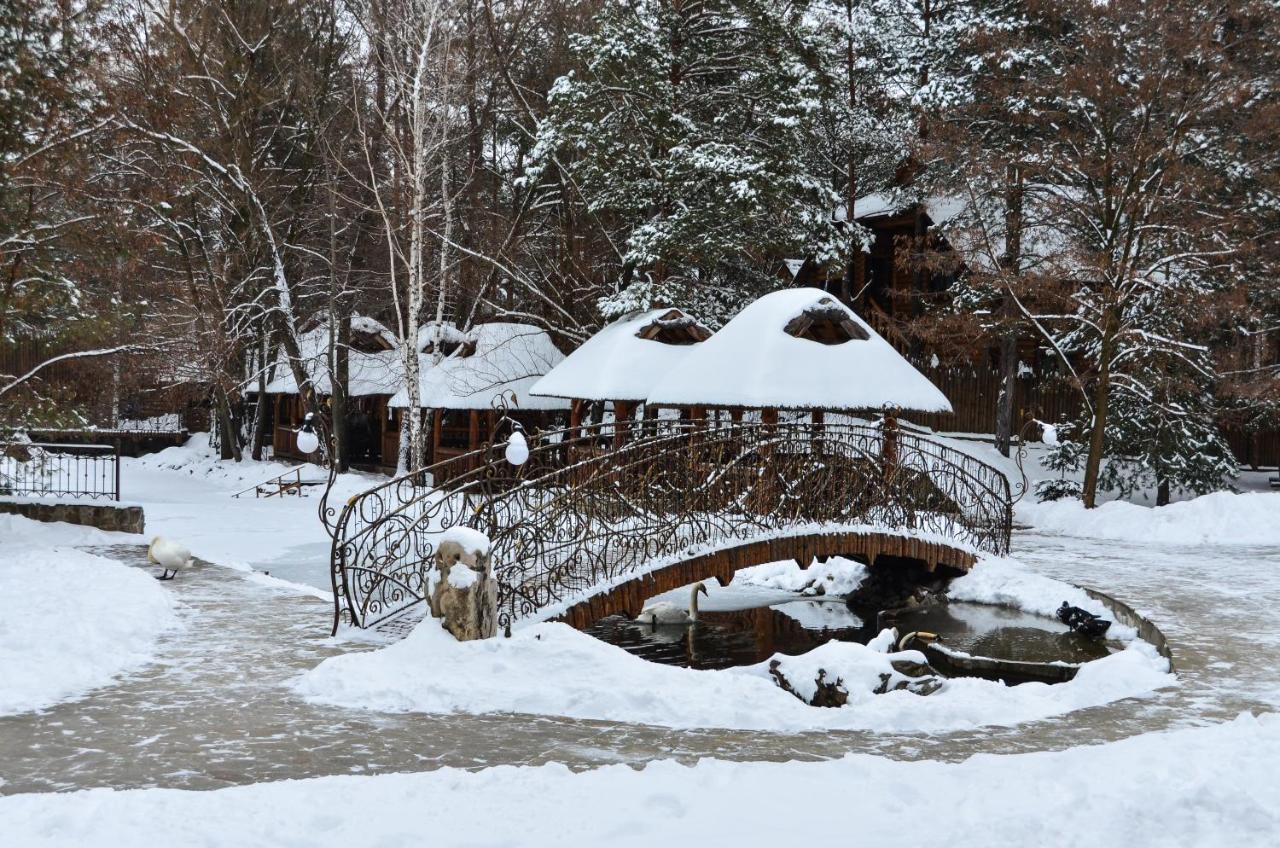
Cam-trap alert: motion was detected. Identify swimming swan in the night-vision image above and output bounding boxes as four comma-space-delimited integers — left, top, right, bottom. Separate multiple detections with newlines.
147, 536, 193, 581
637, 582, 708, 626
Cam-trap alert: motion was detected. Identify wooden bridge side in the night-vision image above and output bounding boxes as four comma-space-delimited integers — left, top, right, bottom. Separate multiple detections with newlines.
555, 530, 976, 630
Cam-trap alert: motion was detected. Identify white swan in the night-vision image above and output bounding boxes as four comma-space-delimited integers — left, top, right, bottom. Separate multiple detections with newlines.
147, 536, 193, 581
637, 582, 708, 626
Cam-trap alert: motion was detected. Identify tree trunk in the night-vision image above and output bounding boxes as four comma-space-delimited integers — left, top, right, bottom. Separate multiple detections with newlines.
332, 313, 351, 472
214, 385, 241, 462
995, 310, 1018, 457
995, 166, 1024, 458
1157, 478, 1170, 507
1082, 310, 1118, 508
250, 327, 270, 461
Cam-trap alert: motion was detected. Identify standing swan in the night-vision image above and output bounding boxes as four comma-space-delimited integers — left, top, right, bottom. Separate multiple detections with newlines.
637, 582, 708, 626
147, 536, 193, 581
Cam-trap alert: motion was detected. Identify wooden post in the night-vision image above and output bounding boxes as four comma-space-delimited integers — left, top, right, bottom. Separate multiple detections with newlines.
613, 400, 633, 450
689, 405, 706, 451
570, 399, 583, 434
430, 408, 442, 466
882, 407, 899, 480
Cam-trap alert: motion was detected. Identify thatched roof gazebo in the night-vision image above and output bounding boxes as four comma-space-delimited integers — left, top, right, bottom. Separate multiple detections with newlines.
389, 322, 570, 478
530, 307, 712, 444
258, 315, 404, 468
645, 288, 952, 423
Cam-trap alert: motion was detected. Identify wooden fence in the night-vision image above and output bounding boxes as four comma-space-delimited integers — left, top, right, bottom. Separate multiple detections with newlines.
903, 366, 1085, 436
904, 364, 1278, 469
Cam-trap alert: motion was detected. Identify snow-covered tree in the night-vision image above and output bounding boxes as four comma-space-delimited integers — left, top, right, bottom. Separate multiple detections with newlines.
532, 0, 848, 324
1002, 0, 1258, 507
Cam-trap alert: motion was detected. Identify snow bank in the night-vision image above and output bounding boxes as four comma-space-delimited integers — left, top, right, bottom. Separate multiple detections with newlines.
295, 613, 1172, 733
3, 715, 1276, 847
736, 555, 867, 596
0, 517, 181, 716
122, 434, 380, 596
1017, 492, 1280, 546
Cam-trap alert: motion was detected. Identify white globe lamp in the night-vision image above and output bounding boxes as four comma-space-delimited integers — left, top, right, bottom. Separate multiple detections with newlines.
295, 413, 321, 455
504, 431, 529, 466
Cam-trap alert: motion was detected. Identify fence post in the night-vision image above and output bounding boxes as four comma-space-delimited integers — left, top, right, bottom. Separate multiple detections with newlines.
114, 440, 121, 501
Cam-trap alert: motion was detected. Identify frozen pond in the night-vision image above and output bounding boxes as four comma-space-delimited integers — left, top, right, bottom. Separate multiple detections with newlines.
2, 530, 1278, 794
587, 599, 1113, 670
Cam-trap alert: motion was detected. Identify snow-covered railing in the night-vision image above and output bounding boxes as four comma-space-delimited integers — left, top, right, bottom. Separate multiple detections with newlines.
329, 420, 1012, 634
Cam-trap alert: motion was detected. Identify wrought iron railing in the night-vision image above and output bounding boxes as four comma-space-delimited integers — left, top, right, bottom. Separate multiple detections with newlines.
329, 418, 1013, 635
0, 441, 121, 501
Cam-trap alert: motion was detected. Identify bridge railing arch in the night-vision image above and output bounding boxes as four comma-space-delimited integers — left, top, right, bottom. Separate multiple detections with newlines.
329, 419, 1012, 634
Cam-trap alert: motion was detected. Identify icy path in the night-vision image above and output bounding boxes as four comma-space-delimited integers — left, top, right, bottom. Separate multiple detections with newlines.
2, 532, 1278, 795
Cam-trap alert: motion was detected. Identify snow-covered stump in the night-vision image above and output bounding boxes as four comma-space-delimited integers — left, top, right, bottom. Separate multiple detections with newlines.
429, 527, 498, 641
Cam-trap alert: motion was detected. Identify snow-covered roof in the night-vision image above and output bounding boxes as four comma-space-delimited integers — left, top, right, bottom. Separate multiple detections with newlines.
530, 309, 711, 403
645, 288, 953, 413
390, 322, 570, 411
833, 192, 966, 227
838, 189, 1081, 279
417, 320, 472, 353
260, 315, 402, 397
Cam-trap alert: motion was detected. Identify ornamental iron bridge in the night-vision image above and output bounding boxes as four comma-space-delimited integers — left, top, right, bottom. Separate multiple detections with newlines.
324, 417, 1013, 636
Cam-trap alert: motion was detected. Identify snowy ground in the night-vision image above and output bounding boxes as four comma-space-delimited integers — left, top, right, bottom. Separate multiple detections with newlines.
3, 435, 1280, 845
1, 715, 1277, 847
0, 518, 180, 716
118, 434, 382, 595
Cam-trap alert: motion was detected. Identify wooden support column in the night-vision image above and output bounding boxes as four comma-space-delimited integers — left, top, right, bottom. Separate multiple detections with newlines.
613, 400, 634, 450
430, 409, 442, 466
881, 406, 899, 480
570, 399, 584, 435
689, 405, 706, 451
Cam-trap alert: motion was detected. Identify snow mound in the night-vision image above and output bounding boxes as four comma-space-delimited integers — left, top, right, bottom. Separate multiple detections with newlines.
0, 518, 181, 716
742, 638, 927, 704
295, 609, 1172, 733
736, 555, 867, 596
1017, 492, 1280, 546
439, 525, 491, 556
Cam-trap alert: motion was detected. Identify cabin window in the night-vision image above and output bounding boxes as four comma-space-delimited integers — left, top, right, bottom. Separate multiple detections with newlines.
634, 309, 712, 345
438, 410, 473, 448
783, 299, 870, 345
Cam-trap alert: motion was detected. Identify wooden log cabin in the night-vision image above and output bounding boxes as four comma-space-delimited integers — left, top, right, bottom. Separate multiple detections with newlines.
785, 193, 965, 355
388, 322, 571, 482
259, 316, 403, 470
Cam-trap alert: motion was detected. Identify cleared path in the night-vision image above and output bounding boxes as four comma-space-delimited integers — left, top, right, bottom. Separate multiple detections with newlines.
1, 533, 1277, 794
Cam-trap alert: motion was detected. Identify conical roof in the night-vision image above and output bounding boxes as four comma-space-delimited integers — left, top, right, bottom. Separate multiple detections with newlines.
645, 288, 952, 413
530, 308, 711, 403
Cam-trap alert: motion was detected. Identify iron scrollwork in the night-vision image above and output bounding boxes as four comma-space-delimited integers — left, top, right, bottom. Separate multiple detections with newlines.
329, 419, 1015, 636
